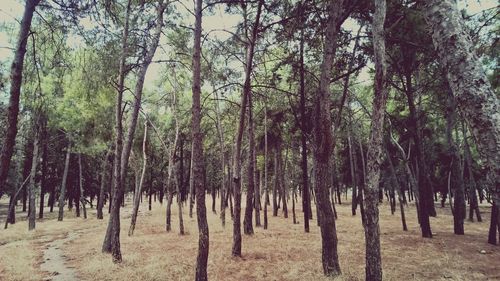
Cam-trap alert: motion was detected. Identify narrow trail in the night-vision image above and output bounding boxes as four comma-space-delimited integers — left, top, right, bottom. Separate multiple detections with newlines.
40, 231, 80, 281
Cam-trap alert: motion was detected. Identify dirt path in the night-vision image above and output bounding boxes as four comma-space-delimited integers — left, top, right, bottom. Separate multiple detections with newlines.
40, 232, 81, 281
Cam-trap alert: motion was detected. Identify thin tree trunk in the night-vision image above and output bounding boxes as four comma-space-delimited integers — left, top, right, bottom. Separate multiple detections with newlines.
78, 154, 87, 219
446, 91, 465, 235
386, 147, 408, 231
192, 1, 209, 279
214, 89, 227, 226
263, 103, 269, 230
4, 175, 29, 229
299, 9, 311, 230
58, 143, 71, 221
0, 0, 41, 195
255, 169, 261, 227
28, 134, 40, 230
39, 128, 48, 219
231, 0, 263, 257
102, 0, 131, 259
463, 125, 482, 222
97, 149, 111, 219
243, 83, 255, 235
129, 122, 148, 236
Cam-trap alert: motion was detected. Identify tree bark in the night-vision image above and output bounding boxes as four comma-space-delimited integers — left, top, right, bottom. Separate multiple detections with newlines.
0, 0, 41, 195
78, 154, 87, 219
58, 143, 71, 221
102, 0, 131, 260
231, 0, 263, 257
97, 149, 111, 219
28, 134, 40, 231
423, 0, 500, 234
312, 0, 344, 276
298, 0, 310, 233
129, 122, 148, 236
263, 103, 269, 230
243, 83, 255, 235
192, 0, 209, 279
446, 92, 465, 235
362, 0, 387, 279
39, 126, 48, 219
463, 126, 482, 222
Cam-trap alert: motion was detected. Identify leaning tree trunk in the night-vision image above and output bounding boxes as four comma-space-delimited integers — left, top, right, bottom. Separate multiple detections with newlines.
312, 0, 344, 276
58, 143, 71, 221
28, 134, 40, 231
423, 0, 500, 236
192, 0, 209, 279
362, 0, 387, 279
0, 0, 41, 195
129, 122, 148, 236
231, 0, 263, 257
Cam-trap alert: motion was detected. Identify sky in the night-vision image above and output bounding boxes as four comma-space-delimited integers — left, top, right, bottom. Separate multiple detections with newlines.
0, 0, 497, 91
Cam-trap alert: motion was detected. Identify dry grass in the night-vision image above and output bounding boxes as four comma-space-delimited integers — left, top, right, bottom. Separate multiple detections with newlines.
1, 195, 499, 281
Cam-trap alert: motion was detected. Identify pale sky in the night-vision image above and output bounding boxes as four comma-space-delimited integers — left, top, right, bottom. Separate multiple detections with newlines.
0, 0, 497, 91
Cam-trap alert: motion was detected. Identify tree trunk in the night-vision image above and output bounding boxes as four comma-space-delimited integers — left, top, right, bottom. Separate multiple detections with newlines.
362, 1, 387, 279
58, 143, 71, 221
78, 154, 87, 219
386, 147, 408, 231
192, 1, 209, 279
102, 0, 131, 260
423, 0, 500, 235
446, 91, 465, 235
129, 122, 148, 236
97, 149, 111, 219
214, 89, 227, 226
231, 0, 263, 257
263, 103, 269, 230
4, 175, 29, 229
243, 84, 255, 235
312, 0, 344, 276
189, 145, 195, 218
39, 128, 48, 219
298, 1, 310, 232
348, 129, 358, 215
281, 145, 288, 219
463, 125, 482, 222
255, 169, 261, 227
0, 0, 41, 195
28, 135, 40, 231
488, 203, 498, 245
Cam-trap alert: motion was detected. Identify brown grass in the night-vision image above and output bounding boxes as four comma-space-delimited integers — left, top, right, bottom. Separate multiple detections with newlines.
1, 195, 499, 281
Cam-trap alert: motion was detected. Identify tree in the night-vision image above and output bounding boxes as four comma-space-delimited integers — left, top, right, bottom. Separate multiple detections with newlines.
231, 0, 263, 257
362, 0, 387, 279
192, 0, 209, 280
0, 0, 41, 195
312, 0, 345, 276
423, 0, 500, 241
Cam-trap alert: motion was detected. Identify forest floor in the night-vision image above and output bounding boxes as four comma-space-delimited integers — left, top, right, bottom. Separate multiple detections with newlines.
0, 195, 499, 281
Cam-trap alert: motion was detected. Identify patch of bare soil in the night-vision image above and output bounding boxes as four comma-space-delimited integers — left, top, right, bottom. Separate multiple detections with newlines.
40, 231, 80, 281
